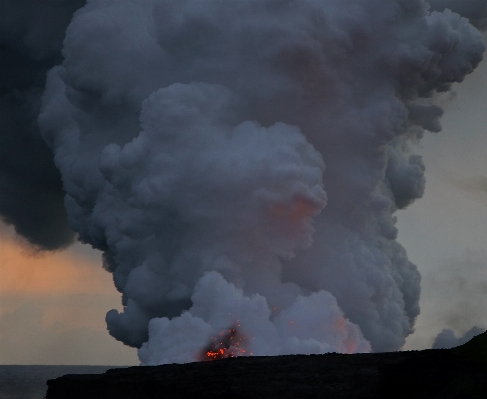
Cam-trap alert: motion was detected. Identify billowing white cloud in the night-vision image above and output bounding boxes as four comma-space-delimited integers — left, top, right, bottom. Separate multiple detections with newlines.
37, 0, 485, 363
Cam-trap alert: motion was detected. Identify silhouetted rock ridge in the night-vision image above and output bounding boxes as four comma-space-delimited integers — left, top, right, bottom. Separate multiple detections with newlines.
45, 332, 487, 399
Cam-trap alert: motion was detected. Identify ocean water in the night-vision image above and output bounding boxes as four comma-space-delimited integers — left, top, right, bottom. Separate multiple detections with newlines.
0, 365, 121, 399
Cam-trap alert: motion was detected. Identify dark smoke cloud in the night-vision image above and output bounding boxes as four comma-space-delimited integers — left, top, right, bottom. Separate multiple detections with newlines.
433, 326, 485, 348
33, 0, 485, 363
428, 0, 487, 30
0, 0, 85, 249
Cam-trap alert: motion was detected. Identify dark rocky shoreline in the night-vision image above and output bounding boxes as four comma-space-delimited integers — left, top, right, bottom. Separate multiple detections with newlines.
45, 332, 487, 399
0, 365, 117, 399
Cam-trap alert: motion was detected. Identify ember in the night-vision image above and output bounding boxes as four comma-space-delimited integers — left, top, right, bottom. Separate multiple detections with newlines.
200, 327, 249, 361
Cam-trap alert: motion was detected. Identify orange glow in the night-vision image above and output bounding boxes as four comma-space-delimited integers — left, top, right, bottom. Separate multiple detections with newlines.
0, 235, 110, 296
270, 197, 317, 222
334, 316, 347, 334
333, 315, 361, 354
344, 340, 358, 354
200, 327, 249, 361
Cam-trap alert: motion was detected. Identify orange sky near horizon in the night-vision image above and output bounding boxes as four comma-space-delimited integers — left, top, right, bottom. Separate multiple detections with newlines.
0, 234, 112, 297
0, 227, 138, 365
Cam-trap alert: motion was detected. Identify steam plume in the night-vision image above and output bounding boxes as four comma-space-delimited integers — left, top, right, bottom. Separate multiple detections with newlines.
428, 0, 487, 30
433, 326, 486, 349
34, 0, 484, 363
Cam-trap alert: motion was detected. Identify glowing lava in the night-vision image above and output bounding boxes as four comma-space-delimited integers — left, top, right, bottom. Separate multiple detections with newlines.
200, 327, 249, 361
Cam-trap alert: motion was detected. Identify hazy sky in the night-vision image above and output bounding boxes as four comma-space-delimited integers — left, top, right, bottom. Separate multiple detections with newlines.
0, 3, 486, 365
398, 42, 487, 350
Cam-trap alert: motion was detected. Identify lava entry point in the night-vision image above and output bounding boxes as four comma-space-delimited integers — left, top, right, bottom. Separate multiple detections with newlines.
200, 327, 250, 361
46, 333, 487, 399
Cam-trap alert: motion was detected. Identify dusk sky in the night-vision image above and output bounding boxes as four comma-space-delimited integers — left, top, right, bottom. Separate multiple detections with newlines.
398, 45, 487, 350
1, 0, 486, 365
0, 222, 137, 364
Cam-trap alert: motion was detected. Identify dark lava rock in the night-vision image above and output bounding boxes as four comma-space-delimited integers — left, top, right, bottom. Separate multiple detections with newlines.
46, 332, 487, 399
